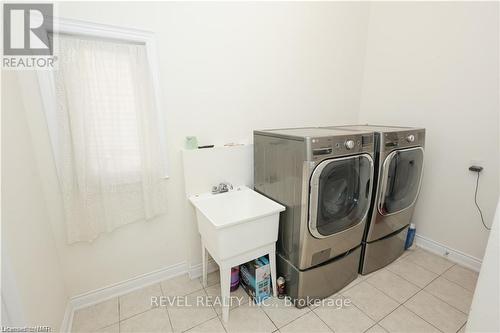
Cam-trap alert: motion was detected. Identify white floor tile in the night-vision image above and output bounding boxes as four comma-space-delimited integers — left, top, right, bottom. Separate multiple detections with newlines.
442, 265, 479, 292
313, 295, 374, 333
279, 311, 331, 333
405, 249, 454, 275
424, 276, 474, 314
379, 306, 440, 333
72, 298, 119, 332
404, 291, 467, 333
161, 274, 203, 297
185, 317, 226, 333
386, 258, 438, 288
94, 323, 119, 333
365, 269, 420, 303
364, 324, 388, 333
120, 308, 172, 333
221, 303, 277, 333
261, 297, 310, 329
166, 289, 217, 332
119, 283, 163, 320
342, 282, 399, 321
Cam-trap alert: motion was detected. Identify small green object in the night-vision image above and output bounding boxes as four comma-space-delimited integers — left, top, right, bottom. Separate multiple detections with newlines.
185, 136, 198, 150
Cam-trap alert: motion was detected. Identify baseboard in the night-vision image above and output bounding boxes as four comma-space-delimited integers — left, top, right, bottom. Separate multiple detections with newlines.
60, 302, 73, 333
415, 234, 482, 272
188, 259, 219, 280
60, 261, 188, 332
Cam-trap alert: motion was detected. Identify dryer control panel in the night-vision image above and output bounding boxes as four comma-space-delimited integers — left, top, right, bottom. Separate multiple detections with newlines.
383, 129, 425, 152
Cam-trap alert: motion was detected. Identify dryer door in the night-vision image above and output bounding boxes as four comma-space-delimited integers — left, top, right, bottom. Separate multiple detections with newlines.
309, 154, 374, 239
378, 147, 424, 216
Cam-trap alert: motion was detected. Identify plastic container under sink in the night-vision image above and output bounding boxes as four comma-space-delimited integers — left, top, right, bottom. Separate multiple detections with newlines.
230, 266, 240, 291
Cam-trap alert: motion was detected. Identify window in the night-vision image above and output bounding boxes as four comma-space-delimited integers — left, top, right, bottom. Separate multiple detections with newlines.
40, 22, 167, 243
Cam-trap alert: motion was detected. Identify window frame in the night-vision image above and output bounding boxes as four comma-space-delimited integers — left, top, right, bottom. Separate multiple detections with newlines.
37, 17, 169, 178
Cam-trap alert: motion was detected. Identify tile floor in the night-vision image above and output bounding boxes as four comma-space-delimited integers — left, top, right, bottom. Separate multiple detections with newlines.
71, 247, 478, 333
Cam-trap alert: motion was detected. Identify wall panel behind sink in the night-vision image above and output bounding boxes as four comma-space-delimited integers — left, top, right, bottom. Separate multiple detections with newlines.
182, 144, 254, 272
182, 145, 254, 197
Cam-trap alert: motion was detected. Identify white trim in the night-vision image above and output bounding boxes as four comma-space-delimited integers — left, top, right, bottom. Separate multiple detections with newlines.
188, 259, 220, 280
1, 254, 27, 326
71, 262, 188, 310
54, 17, 157, 42
37, 17, 169, 178
60, 261, 188, 332
415, 234, 482, 272
60, 304, 73, 333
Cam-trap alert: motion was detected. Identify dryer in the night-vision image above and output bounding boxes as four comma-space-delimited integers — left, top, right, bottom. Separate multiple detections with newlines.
331, 125, 425, 274
254, 127, 375, 305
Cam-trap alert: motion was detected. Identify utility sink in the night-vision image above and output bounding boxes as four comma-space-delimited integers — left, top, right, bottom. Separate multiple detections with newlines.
189, 186, 285, 261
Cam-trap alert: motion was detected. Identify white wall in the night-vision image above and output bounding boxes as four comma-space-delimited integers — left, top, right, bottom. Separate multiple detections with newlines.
2, 72, 68, 330
5, 1, 370, 297
359, 2, 499, 259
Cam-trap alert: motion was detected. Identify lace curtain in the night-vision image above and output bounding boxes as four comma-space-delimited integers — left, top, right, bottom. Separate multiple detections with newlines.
53, 35, 167, 243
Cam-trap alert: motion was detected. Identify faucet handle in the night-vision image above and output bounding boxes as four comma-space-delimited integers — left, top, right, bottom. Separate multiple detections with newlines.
211, 182, 233, 194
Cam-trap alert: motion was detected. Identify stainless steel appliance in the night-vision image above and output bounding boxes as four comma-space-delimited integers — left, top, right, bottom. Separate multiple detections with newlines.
331, 125, 425, 274
254, 127, 375, 305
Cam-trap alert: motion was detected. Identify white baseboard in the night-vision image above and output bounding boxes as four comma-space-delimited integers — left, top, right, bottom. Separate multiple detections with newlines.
415, 234, 482, 272
188, 259, 219, 280
60, 303, 73, 333
60, 261, 188, 332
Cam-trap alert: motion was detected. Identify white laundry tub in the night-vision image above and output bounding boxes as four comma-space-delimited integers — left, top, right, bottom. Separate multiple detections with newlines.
189, 186, 285, 261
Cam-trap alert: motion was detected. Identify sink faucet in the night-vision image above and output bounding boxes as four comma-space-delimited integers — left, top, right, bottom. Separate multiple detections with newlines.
212, 182, 233, 194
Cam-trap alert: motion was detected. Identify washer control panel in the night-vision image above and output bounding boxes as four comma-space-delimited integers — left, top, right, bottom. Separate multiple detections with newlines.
311, 133, 374, 160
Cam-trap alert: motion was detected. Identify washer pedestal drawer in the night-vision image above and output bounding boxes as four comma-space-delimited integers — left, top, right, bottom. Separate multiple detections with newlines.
360, 225, 409, 275
277, 246, 361, 308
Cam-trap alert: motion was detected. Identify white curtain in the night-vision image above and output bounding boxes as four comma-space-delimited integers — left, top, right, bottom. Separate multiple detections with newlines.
53, 35, 167, 243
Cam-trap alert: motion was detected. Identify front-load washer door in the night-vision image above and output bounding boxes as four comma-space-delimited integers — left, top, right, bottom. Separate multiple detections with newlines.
309, 154, 374, 239
378, 147, 424, 216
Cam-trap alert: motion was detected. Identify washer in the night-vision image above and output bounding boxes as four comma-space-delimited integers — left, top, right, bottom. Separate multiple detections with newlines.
254, 127, 375, 305
331, 125, 425, 275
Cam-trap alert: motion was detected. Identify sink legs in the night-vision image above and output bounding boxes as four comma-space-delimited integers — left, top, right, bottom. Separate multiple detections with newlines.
220, 264, 231, 323
269, 248, 278, 297
201, 241, 208, 287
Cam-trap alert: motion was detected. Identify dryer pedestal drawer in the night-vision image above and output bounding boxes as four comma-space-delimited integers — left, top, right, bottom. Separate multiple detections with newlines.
277, 246, 361, 307
361, 225, 409, 275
